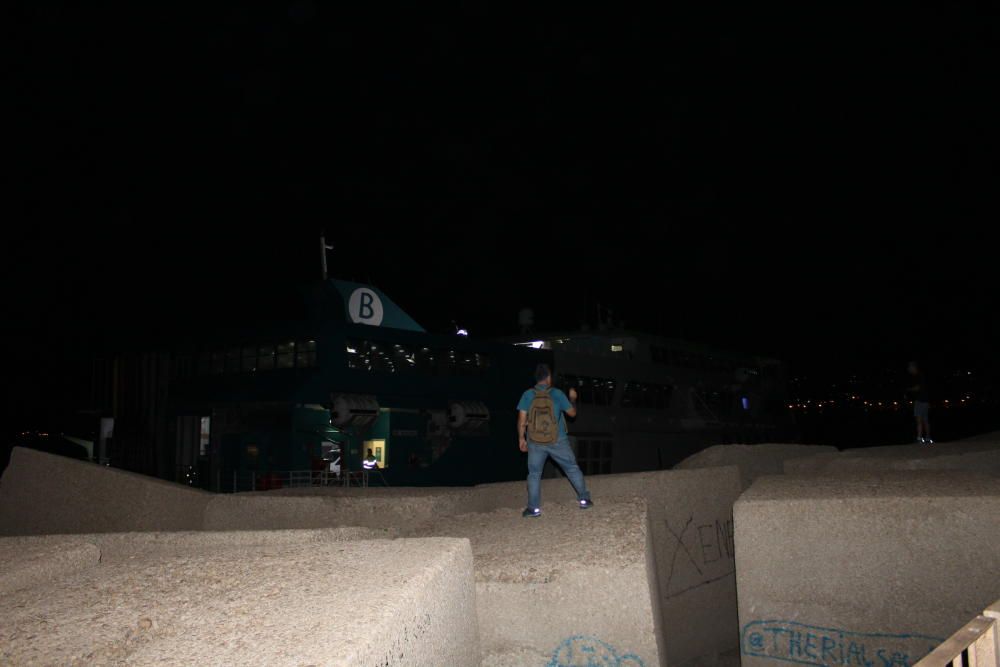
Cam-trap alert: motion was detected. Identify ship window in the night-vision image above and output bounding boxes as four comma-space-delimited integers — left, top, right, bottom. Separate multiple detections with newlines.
574, 438, 613, 475
415, 346, 435, 373
347, 340, 489, 376
370, 343, 395, 374
296, 340, 317, 368
559, 375, 615, 406
389, 343, 415, 373
276, 342, 295, 369
197, 341, 319, 375
346, 339, 366, 370
454, 350, 488, 375
242, 346, 257, 372
257, 345, 275, 370
623, 382, 673, 409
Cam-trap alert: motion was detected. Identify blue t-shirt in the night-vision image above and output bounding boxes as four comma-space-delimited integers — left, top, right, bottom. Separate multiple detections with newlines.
517, 385, 573, 439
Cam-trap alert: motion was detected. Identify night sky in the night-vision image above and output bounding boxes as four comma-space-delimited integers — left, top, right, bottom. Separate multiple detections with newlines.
7, 2, 998, 428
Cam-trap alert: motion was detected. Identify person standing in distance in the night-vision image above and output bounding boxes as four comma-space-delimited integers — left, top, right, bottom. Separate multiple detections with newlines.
517, 363, 593, 517
907, 361, 933, 444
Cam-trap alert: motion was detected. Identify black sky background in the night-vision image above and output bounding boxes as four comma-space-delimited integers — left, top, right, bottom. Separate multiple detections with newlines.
6, 2, 999, 412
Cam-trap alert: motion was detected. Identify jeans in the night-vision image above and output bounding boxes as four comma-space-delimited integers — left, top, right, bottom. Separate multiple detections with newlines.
526, 435, 590, 510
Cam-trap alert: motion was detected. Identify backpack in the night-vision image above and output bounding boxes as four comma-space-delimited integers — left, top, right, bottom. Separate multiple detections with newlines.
527, 388, 559, 444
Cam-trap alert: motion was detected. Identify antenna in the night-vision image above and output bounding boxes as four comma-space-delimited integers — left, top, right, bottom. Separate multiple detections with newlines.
320, 231, 334, 281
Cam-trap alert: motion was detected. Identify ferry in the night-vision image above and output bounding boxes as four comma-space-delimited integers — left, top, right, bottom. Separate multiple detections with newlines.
503, 317, 793, 474
85, 275, 791, 490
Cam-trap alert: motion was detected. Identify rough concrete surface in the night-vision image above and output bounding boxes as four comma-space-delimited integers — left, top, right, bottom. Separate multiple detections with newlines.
784, 448, 1000, 475
1, 534, 479, 667
408, 498, 660, 667
735, 472, 1000, 667
0, 536, 101, 594
792, 436, 998, 462
673, 443, 838, 489
268, 467, 746, 666
0, 527, 395, 593
0, 447, 210, 536
0, 446, 778, 665
775, 431, 1000, 478
429, 467, 744, 667
203, 491, 462, 531
93, 526, 399, 559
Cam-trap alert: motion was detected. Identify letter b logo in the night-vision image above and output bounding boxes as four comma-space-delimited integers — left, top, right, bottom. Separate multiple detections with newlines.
359, 292, 375, 319
348, 288, 384, 326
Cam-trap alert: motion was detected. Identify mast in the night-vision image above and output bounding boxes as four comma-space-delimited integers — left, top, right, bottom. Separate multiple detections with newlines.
320, 232, 334, 281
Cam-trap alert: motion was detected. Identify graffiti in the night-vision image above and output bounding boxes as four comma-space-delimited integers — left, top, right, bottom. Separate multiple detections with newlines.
548, 635, 645, 667
699, 517, 734, 564
741, 620, 943, 667
663, 514, 736, 599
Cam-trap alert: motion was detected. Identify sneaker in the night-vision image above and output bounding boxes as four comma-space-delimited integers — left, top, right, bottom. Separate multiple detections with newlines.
925, 438, 934, 444
579, 499, 594, 510
522, 507, 541, 518
917, 437, 926, 444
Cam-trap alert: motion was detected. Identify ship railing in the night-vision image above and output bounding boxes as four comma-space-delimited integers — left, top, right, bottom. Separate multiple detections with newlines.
915, 599, 1000, 667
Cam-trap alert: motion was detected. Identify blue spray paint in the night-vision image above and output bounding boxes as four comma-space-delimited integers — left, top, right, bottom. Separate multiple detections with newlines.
548, 635, 646, 667
741, 620, 943, 667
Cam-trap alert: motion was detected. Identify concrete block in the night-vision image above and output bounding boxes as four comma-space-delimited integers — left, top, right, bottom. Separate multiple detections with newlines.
443, 466, 744, 666
785, 449, 1000, 475
0, 447, 209, 536
784, 439, 1000, 475
203, 491, 459, 531
0, 536, 101, 594
674, 443, 838, 489
197, 465, 745, 664
0, 527, 389, 594
93, 526, 401, 558
1, 533, 479, 666
409, 499, 661, 667
735, 472, 1000, 667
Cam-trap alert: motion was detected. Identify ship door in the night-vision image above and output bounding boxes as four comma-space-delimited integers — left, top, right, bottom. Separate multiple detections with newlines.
363, 438, 388, 469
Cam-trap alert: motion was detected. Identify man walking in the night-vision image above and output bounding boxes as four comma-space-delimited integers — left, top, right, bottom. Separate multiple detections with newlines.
517, 364, 593, 517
